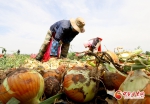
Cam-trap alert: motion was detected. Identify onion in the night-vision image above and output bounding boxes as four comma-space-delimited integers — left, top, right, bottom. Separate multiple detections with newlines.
102, 71, 126, 91
42, 70, 61, 82
106, 50, 119, 64
0, 67, 44, 104
63, 66, 99, 103
56, 65, 66, 75
117, 70, 150, 104
44, 76, 60, 98
42, 65, 66, 82
102, 63, 127, 91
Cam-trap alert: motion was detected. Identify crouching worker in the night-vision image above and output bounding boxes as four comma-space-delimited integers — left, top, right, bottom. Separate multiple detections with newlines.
36, 17, 85, 62
83, 37, 102, 53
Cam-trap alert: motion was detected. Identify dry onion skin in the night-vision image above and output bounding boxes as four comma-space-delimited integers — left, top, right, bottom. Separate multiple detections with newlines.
0, 67, 44, 104
118, 70, 150, 104
63, 66, 99, 103
106, 50, 119, 64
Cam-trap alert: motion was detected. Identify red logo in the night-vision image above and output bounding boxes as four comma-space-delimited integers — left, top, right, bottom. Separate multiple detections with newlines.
114, 90, 145, 100
114, 90, 122, 100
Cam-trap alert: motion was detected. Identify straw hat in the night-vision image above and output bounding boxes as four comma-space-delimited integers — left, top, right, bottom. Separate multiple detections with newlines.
70, 17, 85, 33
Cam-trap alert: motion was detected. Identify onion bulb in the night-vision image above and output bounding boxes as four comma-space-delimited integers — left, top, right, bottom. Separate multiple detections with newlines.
44, 76, 60, 98
0, 67, 44, 104
102, 71, 126, 91
106, 50, 119, 64
63, 66, 99, 103
42, 70, 61, 82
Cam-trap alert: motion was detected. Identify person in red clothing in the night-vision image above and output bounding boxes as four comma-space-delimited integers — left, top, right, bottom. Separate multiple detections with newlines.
36, 17, 85, 62
75, 37, 102, 57
83, 37, 102, 53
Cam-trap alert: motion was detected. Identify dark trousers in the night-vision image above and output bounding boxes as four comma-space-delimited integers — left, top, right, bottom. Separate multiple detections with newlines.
61, 43, 70, 58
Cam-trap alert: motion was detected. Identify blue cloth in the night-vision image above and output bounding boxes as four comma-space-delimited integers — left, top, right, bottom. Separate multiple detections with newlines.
50, 20, 79, 43
50, 39, 59, 56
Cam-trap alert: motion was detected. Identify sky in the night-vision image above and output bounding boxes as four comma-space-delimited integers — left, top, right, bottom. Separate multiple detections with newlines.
0, 0, 150, 54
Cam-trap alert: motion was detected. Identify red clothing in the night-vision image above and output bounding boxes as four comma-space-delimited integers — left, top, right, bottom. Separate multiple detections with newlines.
42, 38, 53, 62
42, 33, 62, 62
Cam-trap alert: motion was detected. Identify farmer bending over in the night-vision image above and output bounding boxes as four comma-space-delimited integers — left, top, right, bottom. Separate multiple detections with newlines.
36, 17, 85, 62
83, 37, 102, 53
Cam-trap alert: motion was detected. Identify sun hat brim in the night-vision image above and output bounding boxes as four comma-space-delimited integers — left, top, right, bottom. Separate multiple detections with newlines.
70, 18, 85, 33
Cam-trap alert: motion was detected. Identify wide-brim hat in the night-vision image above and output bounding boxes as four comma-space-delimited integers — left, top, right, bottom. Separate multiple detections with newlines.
70, 17, 85, 33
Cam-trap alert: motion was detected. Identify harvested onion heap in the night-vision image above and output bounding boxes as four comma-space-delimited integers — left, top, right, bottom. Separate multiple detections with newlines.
41, 65, 67, 98
61, 50, 126, 103
0, 67, 44, 104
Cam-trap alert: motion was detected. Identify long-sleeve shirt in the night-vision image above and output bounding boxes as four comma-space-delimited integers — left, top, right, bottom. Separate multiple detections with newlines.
50, 20, 79, 43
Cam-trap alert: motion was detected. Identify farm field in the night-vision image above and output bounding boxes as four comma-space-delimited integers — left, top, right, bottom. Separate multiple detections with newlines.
0, 48, 150, 104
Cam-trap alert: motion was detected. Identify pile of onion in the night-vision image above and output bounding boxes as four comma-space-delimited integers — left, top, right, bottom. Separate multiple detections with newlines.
41, 69, 61, 98
0, 67, 44, 104
63, 65, 100, 103
42, 65, 66, 82
117, 70, 150, 104
41, 65, 66, 98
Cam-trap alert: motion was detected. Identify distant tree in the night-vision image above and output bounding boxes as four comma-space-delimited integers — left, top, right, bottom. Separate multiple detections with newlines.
146, 51, 150, 56
17, 49, 20, 55
2, 48, 6, 54
135, 46, 141, 49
